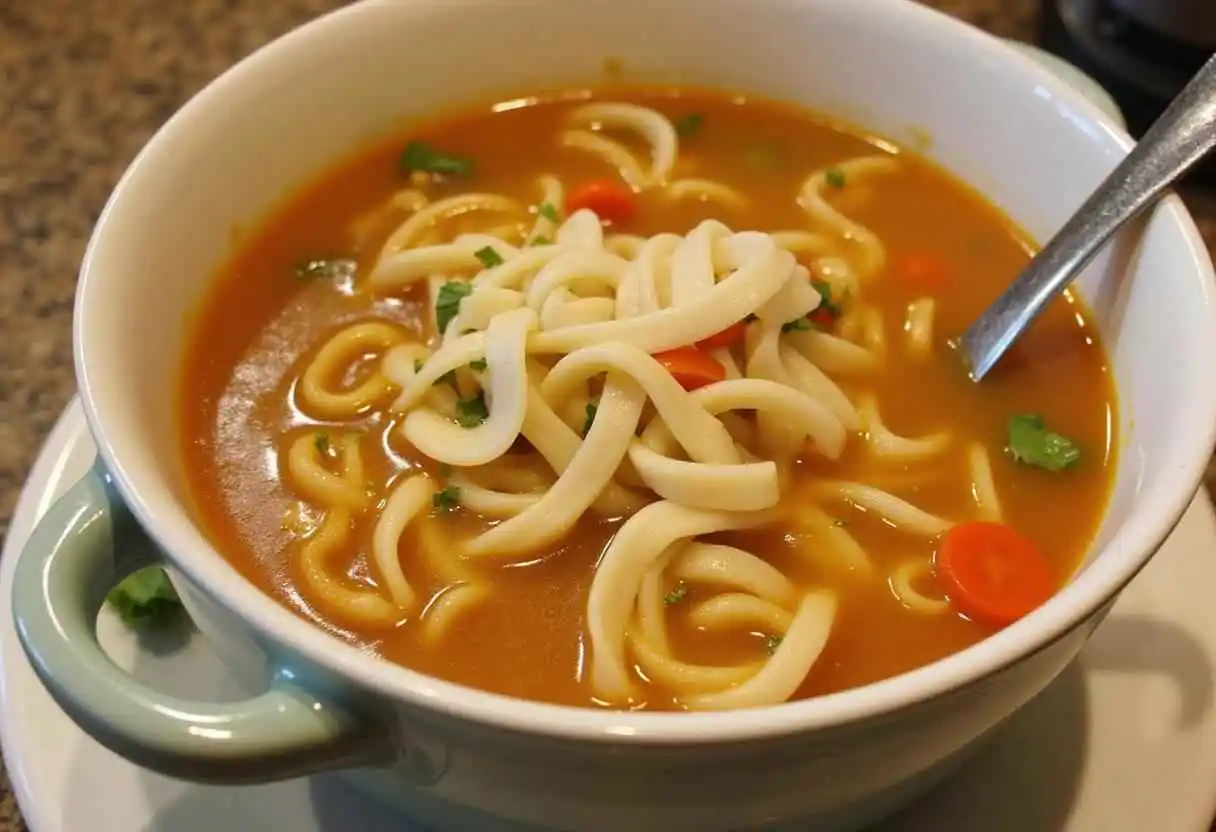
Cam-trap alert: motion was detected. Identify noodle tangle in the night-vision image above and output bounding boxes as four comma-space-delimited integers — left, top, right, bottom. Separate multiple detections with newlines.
277, 102, 1006, 710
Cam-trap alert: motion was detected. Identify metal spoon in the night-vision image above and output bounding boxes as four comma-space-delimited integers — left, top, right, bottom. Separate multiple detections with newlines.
961, 52, 1216, 382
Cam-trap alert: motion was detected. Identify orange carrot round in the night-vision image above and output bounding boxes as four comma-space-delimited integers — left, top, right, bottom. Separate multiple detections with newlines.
653, 347, 726, 390
697, 321, 748, 351
565, 179, 638, 225
936, 521, 1055, 628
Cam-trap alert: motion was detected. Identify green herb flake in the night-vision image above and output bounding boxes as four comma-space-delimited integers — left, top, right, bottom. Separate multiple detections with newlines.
413, 359, 425, 373
432, 485, 462, 511
530, 235, 552, 247
473, 245, 505, 269
781, 317, 812, 333
765, 634, 784, 654
537, 202, 561, 223
675, 113, 704, 137
106, 566, 183, 629
582, 402, 598, 437
435, 280, 474, 333
294, 258, 357, 281
743, 313, 759, 323
314, 432, 331, 455
1007, 414, 1082, 472
811, 279, 842, 319
400, 141, 474, 176
468, 358, 488, 372
664, 582, 689, 606
456, 393, 489, 428
825, 167, 847, 189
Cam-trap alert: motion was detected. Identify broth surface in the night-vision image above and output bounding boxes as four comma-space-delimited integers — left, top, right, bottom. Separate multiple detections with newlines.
179, 88, 1115, 709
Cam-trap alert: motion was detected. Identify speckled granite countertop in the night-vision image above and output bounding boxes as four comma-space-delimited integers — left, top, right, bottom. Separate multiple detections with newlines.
1, 0, 1215, 827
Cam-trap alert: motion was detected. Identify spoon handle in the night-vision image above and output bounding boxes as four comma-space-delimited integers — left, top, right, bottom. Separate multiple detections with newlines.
962, 52, 1216, 381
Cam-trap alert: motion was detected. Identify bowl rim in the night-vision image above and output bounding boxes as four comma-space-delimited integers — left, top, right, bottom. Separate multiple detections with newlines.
75, 0, 1216, 744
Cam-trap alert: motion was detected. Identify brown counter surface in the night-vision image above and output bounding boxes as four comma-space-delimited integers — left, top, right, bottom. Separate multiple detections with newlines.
1, 0, 1213, 827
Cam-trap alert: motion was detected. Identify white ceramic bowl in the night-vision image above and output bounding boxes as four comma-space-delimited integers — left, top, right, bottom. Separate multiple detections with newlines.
12, 1, 1216, 830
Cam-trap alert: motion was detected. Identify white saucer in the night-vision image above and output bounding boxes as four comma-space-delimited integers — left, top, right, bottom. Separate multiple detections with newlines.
6, 400, 1216, 832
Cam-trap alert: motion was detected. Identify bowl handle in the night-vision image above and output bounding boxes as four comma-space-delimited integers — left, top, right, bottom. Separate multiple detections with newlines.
11, 460, 397, 784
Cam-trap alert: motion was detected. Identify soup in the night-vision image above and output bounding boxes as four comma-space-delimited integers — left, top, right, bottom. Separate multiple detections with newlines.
178, 88, 1115, 711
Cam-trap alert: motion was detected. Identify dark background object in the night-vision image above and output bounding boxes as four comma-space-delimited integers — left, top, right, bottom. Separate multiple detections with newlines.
1110, 0, 1216, 48
1041, 0, 1215, 151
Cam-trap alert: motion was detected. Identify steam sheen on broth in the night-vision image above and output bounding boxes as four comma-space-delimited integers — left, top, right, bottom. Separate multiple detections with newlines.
179, 89, 1115, 711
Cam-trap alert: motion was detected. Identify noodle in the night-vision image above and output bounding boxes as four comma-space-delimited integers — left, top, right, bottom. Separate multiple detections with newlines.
888, 558, 951, 614
968, 441, 1005, 523
297, 322, 405, 419
797, 156, 899, 279
665, 178, 749, 210
297, 508, 408, 629
685, 592, 838, 711
857, 395, 951, 462
904, 297, 935, 357
565, 102, 679, 187
420, 583, 491, 645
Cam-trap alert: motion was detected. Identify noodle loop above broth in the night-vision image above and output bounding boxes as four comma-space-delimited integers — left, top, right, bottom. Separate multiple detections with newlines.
180, 89, 1116, 712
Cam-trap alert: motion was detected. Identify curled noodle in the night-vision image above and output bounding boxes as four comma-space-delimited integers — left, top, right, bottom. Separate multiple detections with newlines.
297, 509, 407, 629
564, 102, 679, 187
297, 322, 405, 419
797, 156, 899, 279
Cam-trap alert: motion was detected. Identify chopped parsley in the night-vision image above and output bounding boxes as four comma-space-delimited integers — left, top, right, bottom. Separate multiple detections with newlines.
314, 432, 331, 455
474, 245, 505, 269
414, 359, 425, 373
664, 582, 689, 606
530, 235, 552, 247
432, 485, 461, 511
455, 393, 489, 428
294, 258, 356, 281
435, 280, 473, 333
825, 167, 847, 188
468, 357, 488, 372
811, 279, 842, 319
581, 402, 598, 437
107, 567, 183, 630
675, 113, 703, 137
537, 202, 561, 223
779, 280, 844, 332
1007, 414, 1081, 472
400, 141, 474, 176
765, 634, 784, 654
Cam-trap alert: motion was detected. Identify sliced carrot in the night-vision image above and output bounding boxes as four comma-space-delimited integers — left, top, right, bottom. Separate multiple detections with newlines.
697, 321, 747, 351
936, 521, 1055, 628
895, 251, 951, 292
653, 347, 726, 390
565, 179, 638, 225
807, 307, 836, 330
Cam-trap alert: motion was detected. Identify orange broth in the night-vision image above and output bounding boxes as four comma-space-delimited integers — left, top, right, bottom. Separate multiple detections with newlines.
178, 88, 1115, 709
